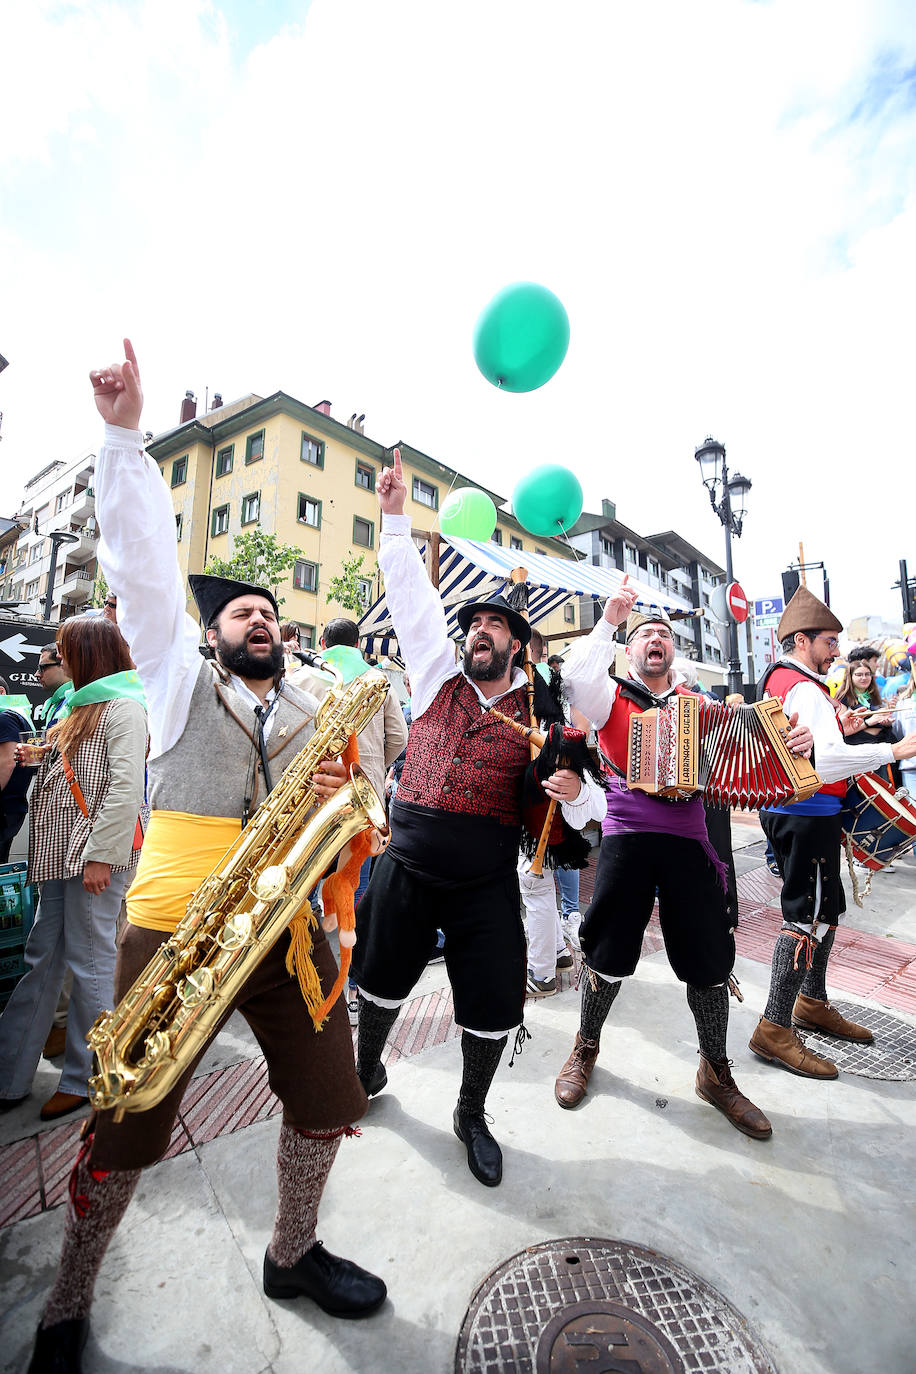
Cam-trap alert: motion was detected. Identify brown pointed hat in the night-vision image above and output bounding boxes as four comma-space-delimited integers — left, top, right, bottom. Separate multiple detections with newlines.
777, 585, 842, 641
625, 606, 673, 643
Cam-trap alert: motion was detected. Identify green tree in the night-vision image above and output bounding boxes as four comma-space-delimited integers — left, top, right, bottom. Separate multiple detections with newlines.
326, 552, 377, 614
205, 529, 301, 606
91, 569, 110, 608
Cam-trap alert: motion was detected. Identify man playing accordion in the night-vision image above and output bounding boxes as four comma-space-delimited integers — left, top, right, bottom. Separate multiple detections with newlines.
553, 587, 812, 1140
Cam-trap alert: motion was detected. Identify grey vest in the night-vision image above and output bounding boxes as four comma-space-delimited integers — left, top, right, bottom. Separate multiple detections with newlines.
149, 659, 317, 819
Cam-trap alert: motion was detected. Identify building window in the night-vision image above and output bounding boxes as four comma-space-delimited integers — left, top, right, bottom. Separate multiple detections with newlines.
216, 445, 234, 477
564, 602, 576, 625
55, 490, 69, 513
30, 543, 43, 564
412, 477, 438, 509
510, 536, 523, 551
491, 529, 502, 545
358, 577, 373, 607
353, 515, 374, 548
26, 579, 39, 598
171, 455, 188, 487
300, 624, 315, 649
297, 493, 321, 528
355, 461, 375, 491
600, 537, 613, 557
245, 430, 265, 464
211, 504, 230, 537
535, 548, 548, 558
241, 491, 261, 525
301, 433, 325, 467
293, 559, 318, 592
175, 513, 183, 541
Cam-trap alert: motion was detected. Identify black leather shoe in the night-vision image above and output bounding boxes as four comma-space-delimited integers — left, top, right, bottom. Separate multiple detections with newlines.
357, 1061, 387, 1097
452, 1108, 503, 1187
263, 1241, 387, 1317
27, 1317, 89, 1373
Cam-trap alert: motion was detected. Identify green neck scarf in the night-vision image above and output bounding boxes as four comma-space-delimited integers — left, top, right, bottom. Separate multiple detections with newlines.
1, 695, 35, 731
35, 680, 73, 722
855, 689, 872, 709
319, 645, 370, 684
63, 670, 148, 714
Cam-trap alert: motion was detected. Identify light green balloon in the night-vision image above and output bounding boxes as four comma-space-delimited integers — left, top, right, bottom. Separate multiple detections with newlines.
439, 487, 498, 540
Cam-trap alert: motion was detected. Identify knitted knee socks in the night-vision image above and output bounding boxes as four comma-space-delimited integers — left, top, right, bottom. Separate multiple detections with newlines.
456, 1032, 508, 1118
267, 1122, 343, 1269
686, 983, 729, 1061
580, 972, 621, 1042
42, 1141, 140, 1328
355, 995, 399, 1089
763, 930, 810, 1026
800, 926, 836, 1002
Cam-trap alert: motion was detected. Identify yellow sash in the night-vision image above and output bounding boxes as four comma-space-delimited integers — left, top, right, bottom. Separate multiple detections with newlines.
127, 810, 240, 932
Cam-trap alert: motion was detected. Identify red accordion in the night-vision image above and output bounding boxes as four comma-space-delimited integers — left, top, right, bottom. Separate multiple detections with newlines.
627, 695, 821, 809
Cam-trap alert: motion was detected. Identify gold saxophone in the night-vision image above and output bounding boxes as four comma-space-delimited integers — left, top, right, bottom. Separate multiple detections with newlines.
87, 657, 390, 1120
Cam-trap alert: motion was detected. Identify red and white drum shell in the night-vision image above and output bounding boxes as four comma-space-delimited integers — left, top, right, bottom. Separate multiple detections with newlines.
842, 772, 916, 871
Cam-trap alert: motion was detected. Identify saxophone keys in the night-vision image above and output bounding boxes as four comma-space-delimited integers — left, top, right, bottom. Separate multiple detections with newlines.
253, 865, 290, 902
216, 911, 254, 950
137, 1029, 174, 1067
177, 967, 216, 1007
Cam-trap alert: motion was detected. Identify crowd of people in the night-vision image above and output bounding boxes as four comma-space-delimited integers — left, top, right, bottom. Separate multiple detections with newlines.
2, 338, 916, 1374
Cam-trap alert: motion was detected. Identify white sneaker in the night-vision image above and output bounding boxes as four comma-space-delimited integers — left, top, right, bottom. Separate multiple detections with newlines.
561, 913, 582, 952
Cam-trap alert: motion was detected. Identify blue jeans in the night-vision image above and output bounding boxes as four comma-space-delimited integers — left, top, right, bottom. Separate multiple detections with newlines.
0, 870, 128, 1099
554, 865, 580, 917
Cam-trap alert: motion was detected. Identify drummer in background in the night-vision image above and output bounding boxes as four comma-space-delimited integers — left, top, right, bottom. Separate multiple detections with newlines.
751, 587, 916, 1080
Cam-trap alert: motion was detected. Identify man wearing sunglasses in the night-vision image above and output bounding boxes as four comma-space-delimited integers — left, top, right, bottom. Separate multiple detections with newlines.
34, 647, 73, 730
752, 586, 916, 1076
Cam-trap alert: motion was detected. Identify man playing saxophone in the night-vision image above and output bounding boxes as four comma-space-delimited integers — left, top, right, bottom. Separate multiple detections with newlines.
28, 340, 386, 1374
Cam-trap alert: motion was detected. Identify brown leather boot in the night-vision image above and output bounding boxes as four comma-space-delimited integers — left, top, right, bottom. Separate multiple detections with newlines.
695, 1057, 772, 1139
554, 1033, 600, 1109
748, 1016, 838, 1079
42, 1025, 67, 1058
792, 994, 874, 1043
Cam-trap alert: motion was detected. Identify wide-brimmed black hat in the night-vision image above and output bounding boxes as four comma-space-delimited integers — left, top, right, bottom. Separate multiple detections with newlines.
456, 594, 531, 647
188, 574, 280, 628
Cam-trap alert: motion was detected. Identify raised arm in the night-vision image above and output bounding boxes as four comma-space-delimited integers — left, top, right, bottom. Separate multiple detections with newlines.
91, 339, 205, 759
376, 449, 459, 718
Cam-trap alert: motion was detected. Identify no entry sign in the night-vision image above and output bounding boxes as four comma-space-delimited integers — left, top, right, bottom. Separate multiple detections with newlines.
726, 582, 749, 623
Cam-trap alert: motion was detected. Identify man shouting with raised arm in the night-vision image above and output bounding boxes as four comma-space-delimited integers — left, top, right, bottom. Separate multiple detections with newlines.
352, 451, 606, 1187
28, 341, 385, 1374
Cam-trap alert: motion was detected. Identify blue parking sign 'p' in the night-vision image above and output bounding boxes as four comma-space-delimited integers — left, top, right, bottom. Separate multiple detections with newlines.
754, 596, 784, 618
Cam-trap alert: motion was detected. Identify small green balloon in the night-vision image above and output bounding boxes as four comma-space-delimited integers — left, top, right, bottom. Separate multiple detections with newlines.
473, 282, 570, 393
512, 465, 583, 537
439, 487, 498, 540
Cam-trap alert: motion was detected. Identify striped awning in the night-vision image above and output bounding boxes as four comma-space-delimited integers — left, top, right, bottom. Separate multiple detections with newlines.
359, 535, 692, 658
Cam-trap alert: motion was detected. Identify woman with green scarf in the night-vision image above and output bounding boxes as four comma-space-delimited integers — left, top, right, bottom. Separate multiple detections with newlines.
0, 615, 148, 1121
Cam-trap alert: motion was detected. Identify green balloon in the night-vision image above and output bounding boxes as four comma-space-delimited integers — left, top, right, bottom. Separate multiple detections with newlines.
439, 487, 498, 540
473, 282, 570, 392
512, 465, 583, 537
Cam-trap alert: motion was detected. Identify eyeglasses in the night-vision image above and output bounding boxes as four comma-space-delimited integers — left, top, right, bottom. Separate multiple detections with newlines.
813, 635, 839, 650
633, 627, 673, 642
36, 662, 60, 675
104, 600, 117, 610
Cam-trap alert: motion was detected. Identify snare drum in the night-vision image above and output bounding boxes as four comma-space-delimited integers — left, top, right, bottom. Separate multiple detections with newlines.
842, 772, 916, 870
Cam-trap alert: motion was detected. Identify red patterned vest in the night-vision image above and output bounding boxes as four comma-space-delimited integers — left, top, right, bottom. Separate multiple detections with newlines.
397, 675, 532, 824
597, 683, 695, 777
763, 664, 846, 798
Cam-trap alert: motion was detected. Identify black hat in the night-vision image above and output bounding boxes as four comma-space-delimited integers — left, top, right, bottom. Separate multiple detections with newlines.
456, 594, 531, 647
188, 574, 280, 629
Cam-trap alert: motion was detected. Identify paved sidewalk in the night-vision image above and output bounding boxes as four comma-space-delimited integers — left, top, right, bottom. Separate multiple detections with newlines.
1, 822, 914, 1373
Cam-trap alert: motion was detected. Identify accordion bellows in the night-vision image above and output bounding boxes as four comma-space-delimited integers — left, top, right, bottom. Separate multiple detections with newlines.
627, 696, 821, 809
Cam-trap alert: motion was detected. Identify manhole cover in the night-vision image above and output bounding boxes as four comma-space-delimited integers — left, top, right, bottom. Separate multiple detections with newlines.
455, 1238, 777, 1374
799, 1002, 916, 1080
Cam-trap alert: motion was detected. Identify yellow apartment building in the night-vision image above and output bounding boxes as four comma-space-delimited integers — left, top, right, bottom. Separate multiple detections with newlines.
147, 390, 579, 650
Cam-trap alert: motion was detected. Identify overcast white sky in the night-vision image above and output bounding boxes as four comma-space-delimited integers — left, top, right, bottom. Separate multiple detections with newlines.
1, 0, 914, 624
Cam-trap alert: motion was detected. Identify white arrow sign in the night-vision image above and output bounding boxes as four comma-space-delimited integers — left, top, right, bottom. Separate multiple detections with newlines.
0, 633, 45, 663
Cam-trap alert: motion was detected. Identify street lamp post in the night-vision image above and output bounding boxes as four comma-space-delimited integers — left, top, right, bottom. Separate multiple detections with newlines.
694, 437, 752, 698
42, 531, 80, 622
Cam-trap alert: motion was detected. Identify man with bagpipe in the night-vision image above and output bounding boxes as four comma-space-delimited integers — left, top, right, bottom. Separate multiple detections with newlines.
552, 590, 813, 1139
750, 586, 916, 1077
352, 452, 605, 1187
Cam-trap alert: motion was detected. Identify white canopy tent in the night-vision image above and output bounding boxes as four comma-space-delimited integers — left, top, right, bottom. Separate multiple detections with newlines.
358, 534, 694, 659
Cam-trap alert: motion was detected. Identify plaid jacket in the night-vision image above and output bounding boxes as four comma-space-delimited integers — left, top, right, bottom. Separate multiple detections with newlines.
29, 698, 148, 882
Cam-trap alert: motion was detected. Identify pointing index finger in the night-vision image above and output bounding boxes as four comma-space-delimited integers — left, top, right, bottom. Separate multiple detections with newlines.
123, 337, 139, 375
392, 447, 402, 479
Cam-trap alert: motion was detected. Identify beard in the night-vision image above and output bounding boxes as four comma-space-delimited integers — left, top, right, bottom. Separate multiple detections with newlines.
463, 637, 513, 682
630, 644, 674, 680
215, 631, 284, 681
